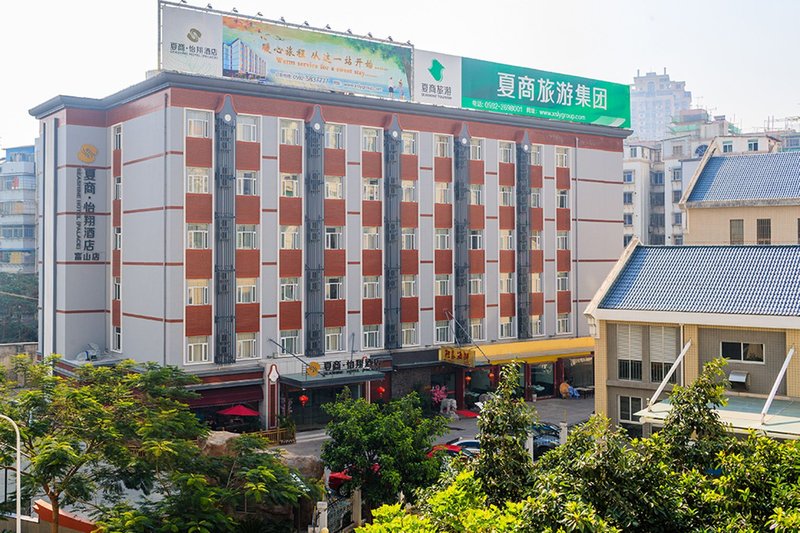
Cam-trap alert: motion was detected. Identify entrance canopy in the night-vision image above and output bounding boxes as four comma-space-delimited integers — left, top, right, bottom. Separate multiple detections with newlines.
280, 370, 385, 389
439, 337, 594, 368
218, 404, 260, 417
636, 395, 800, 440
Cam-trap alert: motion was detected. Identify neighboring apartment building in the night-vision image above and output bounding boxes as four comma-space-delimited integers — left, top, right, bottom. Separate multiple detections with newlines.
0, 146, 36, 273
30, 71, 626, 428
629, 69, 692, 142
586, 242, 800, 439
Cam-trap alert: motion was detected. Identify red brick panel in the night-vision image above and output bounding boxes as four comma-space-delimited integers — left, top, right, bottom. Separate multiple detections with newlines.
186, 138, 213, 168
557, 291, 572, 313
469, 295, 486, 318
531, 292, 544, 316
401, 250, 419, 275
400, 202, 418, 228
469, 205, 485, 229
557, 249, 571, 272
499, 206, 515, 230
325, 250, 346, 276
470, 249, 485, 274
362, 200, 382, 227
279, 145, 302, 173
236, 141, 261, 171
362, 299, 382, 325
434, 157, 452, 182
498, 162, 515, 186
279, 250, 302, 277
435, 249, 453, 274
531, 207, 544, 231
500, 293, 516, 317
499, 250, 515, 273
362, 151, 383, 178
401, 154, 419, 179
434, 203, 452, 228
401, 297, 419, 323
530, 165, 543, 189
112, 300, 120, 327
112, 249, 120, 277
279, 197, 303, 226
236, 249, 259, 278
435, 295, 453, 321
324, 199, 346, 226
186, 305, 212, 336
324, 148, 346, 176
236, 303, 260, 332
113, 149, 122, 178
112, 199, 121, 227
362, 250, 382, 276
556, 208, 571, 231
186, 194, 212, 223
556, 166, 571, 190
469, 160, 485, 184
186, 250, 212, 279
530, 250, 544, 273
324, 300, 346, 327
279, 301, 302, 330
236, 195, 260, 224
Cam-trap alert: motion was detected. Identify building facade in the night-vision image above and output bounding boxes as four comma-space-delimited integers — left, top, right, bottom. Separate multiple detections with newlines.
629, 69, 692, 142
31, 72, 626, 428
0, 146, 36, 273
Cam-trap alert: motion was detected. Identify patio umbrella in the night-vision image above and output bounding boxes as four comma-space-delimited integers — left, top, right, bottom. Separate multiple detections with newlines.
217, 404, 260, 417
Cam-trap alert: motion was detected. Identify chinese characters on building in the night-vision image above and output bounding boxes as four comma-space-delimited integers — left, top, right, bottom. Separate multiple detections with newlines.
74, 167, 100, 261
497, 72, 607, 110
169, 42, 218, 59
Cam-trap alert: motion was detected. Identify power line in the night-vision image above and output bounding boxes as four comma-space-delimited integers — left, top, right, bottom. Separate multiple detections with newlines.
0, 291, 37, 302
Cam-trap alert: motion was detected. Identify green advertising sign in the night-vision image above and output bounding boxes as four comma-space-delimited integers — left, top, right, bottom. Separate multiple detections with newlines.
461, 57, 630, 128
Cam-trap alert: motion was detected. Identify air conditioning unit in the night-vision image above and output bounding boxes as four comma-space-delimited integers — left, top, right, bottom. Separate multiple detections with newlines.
729, 370, 750, 392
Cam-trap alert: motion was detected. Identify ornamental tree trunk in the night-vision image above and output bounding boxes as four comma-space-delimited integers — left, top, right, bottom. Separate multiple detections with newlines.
49, 493, 60, 533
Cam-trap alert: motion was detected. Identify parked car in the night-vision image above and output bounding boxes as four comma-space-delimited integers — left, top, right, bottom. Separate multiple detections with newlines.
447, 423, 562, 460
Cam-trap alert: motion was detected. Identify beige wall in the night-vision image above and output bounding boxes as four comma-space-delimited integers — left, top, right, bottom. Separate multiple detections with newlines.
685, 205, 800, 245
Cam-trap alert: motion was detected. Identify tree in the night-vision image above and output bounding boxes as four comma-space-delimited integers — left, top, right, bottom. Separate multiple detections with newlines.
321, 390, 446, 511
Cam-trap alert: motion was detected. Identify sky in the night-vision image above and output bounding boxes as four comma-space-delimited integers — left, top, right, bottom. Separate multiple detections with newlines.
2, 0, 800, 151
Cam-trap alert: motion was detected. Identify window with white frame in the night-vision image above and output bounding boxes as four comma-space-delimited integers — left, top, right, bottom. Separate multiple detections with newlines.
325, 327, 343, 352
113, 125, 122, 150
500, 230, 514, 250
435, 229, 451, 250
722, 140, 733, 153
280, 330, 300, 355
114, 176, 123, 200
401, 228, 416, 250
363, 276, 381, 299
556, 147, 569, 168
530, 188, 541, 208
500, 186, 515, 206
469, 230, 483, 250
500, 316, 515, 338
530, 315, 543, 336
325, 277, 343, 300
236, 224, 257, 249
112, 326, 122, 351
113, 277, 121, 300
469, 274, 484, 295
748, 139, 759, 152
530, 231, 541, 250
362, 127, 381, 152
279, 119, 302, 145
187, 110, 211, 138
236, 332, 258, 359
469, 138, 483, 160
113, 226, 122, 250
401, 275, 417, 297
280, 174, 300, 197
435, 182, 451, 203
557, 231, 569, 250
363, 324, 381, 349
325, 227, 343, 249
186, 336, 209, 364
236, 278, 257, 303
470, 318, 484, 341
435, 320, 452, 343
363, 178, 380, 200
236, 171, 258, 196
650, 326, 678, 383
362, 227, 381, 250
187, 279, 209, 305
557, 313, 571, 334
557, 271, 569, 291
499, 141, 515, 164
531, 144, 542, 166
325, 176, 344, 199
500, 273, 514, 294
557, 189, 569, 209
280, 277, 299, 301
187, 167, 210, 194
617, 324, 643, 380
435, 134, 451, 158
325, 124, 344, 149
401, 180, 416, 202
469, 184, 484, 205
721, 341, 765, 363
435, 274, 451, 296
280, 225, 300, 249
401, 322, 418, 346
623, 170, 634, 183
530, 272, 541, 293
236, 115, 259, 142
402, 132, 417, 155
186, 224, 208, 249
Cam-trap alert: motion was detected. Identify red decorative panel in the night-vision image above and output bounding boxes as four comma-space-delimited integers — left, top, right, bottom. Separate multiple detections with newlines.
556, 208, 571, 231
401, 297, 419, 323
236, 195, 260, 224
236, 249, 260, 278
498, 162, 515, 186
400, 202, 418, 227
279, 250, 302, 277
556, 166, 571, 189
530, 250, 544, 273
325, 250, 346, 276
324, 148, 346, 176
557, 249, 571, 272
236, 303, 260, 332
186, 137, 213, 168
362, 200, 382, 226
236, 141, 261, 170
499, 250, 515, 273
435, 295, 453, 321
186, 194, 212, 223
362, 299, 383, 325
500, 293, 516, 317
279, 197, 303, 225
279, 301, 302, 330
112, 300, 120, 327
469, 249, 485, 274
324, 199, 346, 226
469, 160, 485, 184
401, 250, 419, 275
435, 250, 453, 274
186, 250, 212, 279
531, 292, 544, 316
434, 157, 452, 182
113, 149, 122, 178
112, 249, 120, 277
434, 203, 452, 228
324, 300, 346, 327
362, 151, 383, 178
530, 165, 543, 188
469, 295, 486, 318
469, 205, 485, 229
531, 207, 544, 231
112, 199, 121, 227
499, 206, 515, 230
279, 145, 302, 173
362, 250, 382, 276
185, 305, 212, 336
401, 154, 419, 179
557, 291, 572, 313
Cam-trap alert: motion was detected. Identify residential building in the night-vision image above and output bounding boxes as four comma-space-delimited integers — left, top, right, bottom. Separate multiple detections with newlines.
0, 146, 36, 273
629, 69, 692, 142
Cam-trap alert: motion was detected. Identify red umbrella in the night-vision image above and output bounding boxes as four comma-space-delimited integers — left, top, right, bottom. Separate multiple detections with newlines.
217, 405, 260, 417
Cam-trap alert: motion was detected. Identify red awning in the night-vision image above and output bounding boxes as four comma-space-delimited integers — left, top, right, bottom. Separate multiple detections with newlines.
188, 385, 263, 408
217, 404, 260, 417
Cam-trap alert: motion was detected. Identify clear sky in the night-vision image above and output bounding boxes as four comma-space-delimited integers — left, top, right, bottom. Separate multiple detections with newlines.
2, 0, 799, 150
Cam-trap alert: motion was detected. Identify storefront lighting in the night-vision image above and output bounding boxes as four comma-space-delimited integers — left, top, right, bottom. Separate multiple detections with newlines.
465, 375, 472, 384
299, 394, 309, 407
376, 386, 386, 397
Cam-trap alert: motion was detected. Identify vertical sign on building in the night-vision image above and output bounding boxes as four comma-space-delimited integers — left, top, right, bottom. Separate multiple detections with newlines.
74, 144, 100, 261
413, 50, 461, 107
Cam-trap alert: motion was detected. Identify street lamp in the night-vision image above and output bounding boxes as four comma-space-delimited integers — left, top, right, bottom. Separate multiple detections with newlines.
0, 414, 20, 533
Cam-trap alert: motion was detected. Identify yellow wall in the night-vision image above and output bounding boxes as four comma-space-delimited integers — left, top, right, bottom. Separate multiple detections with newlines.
685, 205, 800, 245
787, 330, 800, 397
594, 321, 608, 416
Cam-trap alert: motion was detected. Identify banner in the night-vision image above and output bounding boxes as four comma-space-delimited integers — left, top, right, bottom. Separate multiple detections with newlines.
161, 5, 223, 77
413, 50, 461, 108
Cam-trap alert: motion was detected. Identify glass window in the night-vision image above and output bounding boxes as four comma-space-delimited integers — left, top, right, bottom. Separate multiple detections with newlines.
435, 274, 451, 296
325, 176, 344, 199
236, 278, 257, 303
757, 219, 771, 245
500, 229, 514, 250
530, 231, 541, 250
112, 327, 122, 351
530, 315, 543, 336
236, 332, 258, 359
530, 188, 541, 208
435, 321, 452, 343
673, 212, 682, 225
280, 330, 300, 355
325, 227, 343, 249
325, 327, 343, 352
401, 275, 417, 297
280, 278, 299, 301
362, 128, 381, 152
113, 125, 122, 150
650, 326, 678, 384
722, 341, 764, 363
500, 186, 515, 206
499, 141, 515, 164
186, 336, 209, 364
362, 227, 381, 250
363, 276, 381, 299
280, 174, 300, 197
557, 231, 569, 250
236, 224, 257, 249
500, 316, 515, 338
402, 322, 418, 346
470, 318, 484, 341
187, 110, 211, 138
186, 224, 208, 249
435, 229, 451, 250
280, 226, 300, 249
722, 141, 733, 153
556, 147, 569, 168
530, 272, 541, 293
325, 124, 344, 149
619, 396, 642, 423
435, 135, 451, 158
469, 230, 483, 250
672, 168, 683, 182
363, 178, 380, 201
363, 325, 381, 349
531, 145, 542, 166
113, 277, 121, 300
557, 313, 571, 334
187, 279, 209, 305
623, 192, 633, 205
623, 213, 633, 226
748, 139, 759, 151
469, 185, 484, 205
236, 171, 258, 196
401, 228, 416, 250
187, 167, 210, 194
435, 182, 451, 204
401, 180, 416, 202
469, 274, 484, 295
500, 273, 514, 293
236, 115, 259, 142
469, 138, 483, 160
730, 219, 744, 245
623, 170, 634, 183
617, 324, 643, 381
325, 277, 343, 300
280, 119, 302, 145
113, 176, 123, 200
557, 272, 569, 291
557, 189, 569, 209
402, 132, 417, 155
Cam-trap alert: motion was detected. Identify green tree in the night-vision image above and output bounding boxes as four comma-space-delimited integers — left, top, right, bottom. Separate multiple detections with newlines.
0, 273, 37, 343
321, 390, 446, 511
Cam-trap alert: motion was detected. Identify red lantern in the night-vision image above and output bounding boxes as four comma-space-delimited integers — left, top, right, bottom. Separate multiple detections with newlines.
465, 375, 472, 384
376, 386, 386, 397
299, 394, 309, 407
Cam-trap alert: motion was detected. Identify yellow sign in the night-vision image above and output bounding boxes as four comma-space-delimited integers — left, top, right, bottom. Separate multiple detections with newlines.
306, 361, 320, 377
439, 346, 475, 367
77, 144, 98, 164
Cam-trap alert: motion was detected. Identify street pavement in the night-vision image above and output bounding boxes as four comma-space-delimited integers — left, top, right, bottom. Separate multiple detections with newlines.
280, 396, 596, 457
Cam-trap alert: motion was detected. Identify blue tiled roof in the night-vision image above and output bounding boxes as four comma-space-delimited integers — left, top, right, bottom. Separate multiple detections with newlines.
686, 152, 800, 202
600, 245, 800, 316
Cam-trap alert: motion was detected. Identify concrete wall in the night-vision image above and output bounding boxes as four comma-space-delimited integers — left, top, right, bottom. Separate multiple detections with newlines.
685, 205, 800, 245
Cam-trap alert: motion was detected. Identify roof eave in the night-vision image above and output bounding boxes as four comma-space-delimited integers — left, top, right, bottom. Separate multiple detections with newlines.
584, 238, 641, 320
593, 308, 799, 330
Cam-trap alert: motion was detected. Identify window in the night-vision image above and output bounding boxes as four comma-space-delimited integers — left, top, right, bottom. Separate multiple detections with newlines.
187, 336, 209, 364
619, 396, 643, 434
623, 213, 633, 226
280, 173, 300, 197
435, 182, 451, 204
623, 170, 634, 183
650, 213, 665, 227
672, 190, 682, 203
401, 228, 416, 250
530, 272, 541, 293
113, 277, 121, 300
325, 124, 344, 149
325, 277, 343, 300
362, 227, 381, 250
469, 230, 483, 250
469, 138, 483, 160
280, 226, 300, 249
469, 274, 484, 295
325, 176, 344, 199
435, 134, 451, 158
650, 193, 664, 207
650, 171, 664, 185
114, 176, 123, 200
556, 147, 569, 168
470, 319, 484, 341
623, 234, 633, 246
672, 168, 682, 182
722, 141, 733, 153
363, 276, 381, 299
730, 219, 744, 245
748, 139, 759, 152
280, 278, 299, 301
672, 212, 682, 225
325, 327, 343, 352
187, 224, 208, 249
500, 186, 515, 206
500, 317, 515, 338
500, 273, 514, 294
629, 147, 638, 158
401, 180, 416, 202
435, 274, 451, 296
673, 235, 684, 245
187, 279, 209, 305
236, 278, 257, 303
362, 128, 381, 152
237, 171, 258, 195
113, 125, 122, 150
401, 275, 417, 297
236, 333, 258, 359
187, 167, 210, 194
435, 321, 452, 343
617, 324, 643, 380
435, 229, 451, 250
650, 326, 678, 383
531, 144, 542, 166
112, 327, 122, 352
236, 115, 259, 142
469, 184, 484, 205
325, 227, 343, 249
280, 330, 300, 355
530, 188, 541, 208
402, 132, 417, 155
114, 227, 123, 250
722, 341, 764, 363
363, 325, 381, 349
499, 141, 514, 164
623, 192, 633, 205
556, 189, 569, 209
236, 224, 257, 249
280, 119, 302, 145
402, 322, 418, 346
530, 231, 541, 250
530, 315, 543, 336
363, 178, 381, 201
500, 230, 514, 250
557, 313, 571, 334
557, 272, 569, 291
556, 231, 569, 250
671, 145, 683, 157
187, 110, 211, 138
757, 219, 771, 245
